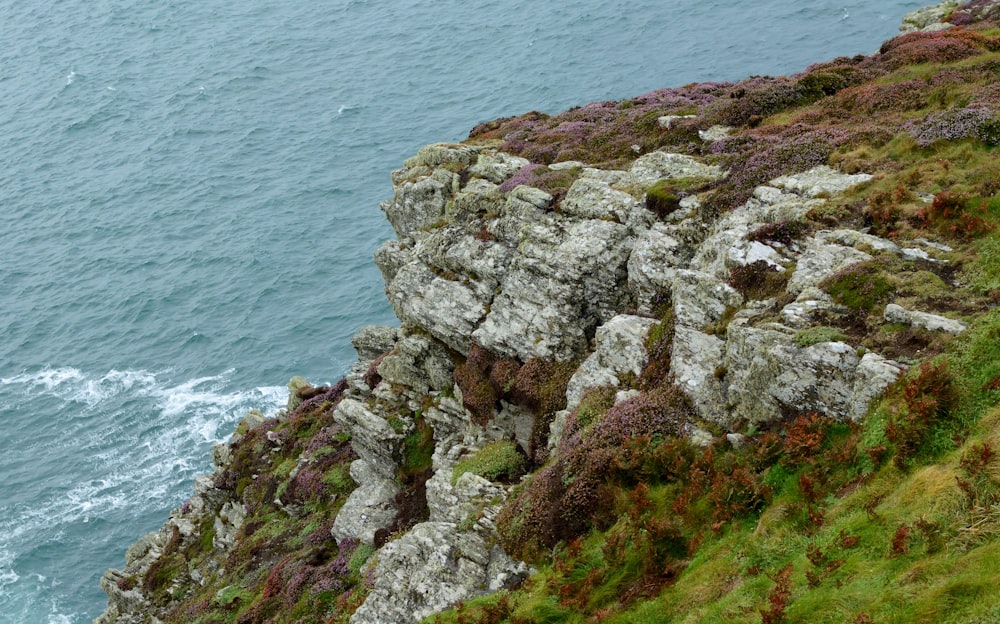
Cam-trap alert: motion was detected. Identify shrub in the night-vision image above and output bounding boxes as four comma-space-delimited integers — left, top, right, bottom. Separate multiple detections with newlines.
917, 190, 995, 239
454, 345, 500, 426
885, 360, 959, 466
728, 260, 789, 300
452, 440, 526, 485
498, 164, 581, 204
710, 128, 839, 210
831, 80, 928, 115
748, 220, 811, 246
705, 76, 807, 128
906, 107, 994, 147
875, 30, 988, 70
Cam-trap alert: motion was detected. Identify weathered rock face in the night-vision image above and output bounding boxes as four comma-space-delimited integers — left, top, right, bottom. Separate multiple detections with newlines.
336, 145, 935, 621
98, 141, 946, 624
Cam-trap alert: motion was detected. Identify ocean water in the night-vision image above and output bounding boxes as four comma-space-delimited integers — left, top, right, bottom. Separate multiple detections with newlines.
0, 0, 926, 621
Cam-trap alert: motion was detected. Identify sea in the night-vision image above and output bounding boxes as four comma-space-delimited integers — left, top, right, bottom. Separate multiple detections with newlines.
0, 0, 926, 621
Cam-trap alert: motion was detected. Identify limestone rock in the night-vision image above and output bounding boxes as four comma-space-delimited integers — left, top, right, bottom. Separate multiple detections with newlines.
851, 353, 907, 420
468, 151, 530, 184
671, 326, 728, 423
350, 522, 530, 624
331, 459, 400, 545
490, 401, 536, 456
698, 125, 734, 141
564, 315, 659, 412
385, 262, 493, 355
900, 1, 958, 32
672, 269, 743, 330
560, 176, 649, 230
377, 331, 454, 395
658, 114, 696, 128
426, 470, 507, 525
474, 217, 634, 361
769, 166, 873, 198
884, 303, 968, 334
213, 501, 246, 551
352, 325, 400, 362
383, 175, 451, 240
780, 288, 843, 329
333, 398, 406, 480
786, 239, 872, 295
628, 224, 686, 312
629, 151, 724, 186
374, 239, 410, 284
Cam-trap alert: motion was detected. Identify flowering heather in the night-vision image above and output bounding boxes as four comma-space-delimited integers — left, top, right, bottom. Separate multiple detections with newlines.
874, 30, 995, 70
711, 128, 839, 211
589, 385, 691, 446
497, 383, 694, 560
829, 80, 928, 114
497, 163, 580, 203
949, 0, 1000, 25
497, 164, 546, 192
704, 77, 807, 128
468, 82, 731, 165
905, 106, 995, 146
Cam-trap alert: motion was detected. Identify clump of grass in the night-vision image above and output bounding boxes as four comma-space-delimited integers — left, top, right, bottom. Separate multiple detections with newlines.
819, 261, 895, 313
645, 180, 682, 218
795, 326, 849, 347
452, 441, 526, 485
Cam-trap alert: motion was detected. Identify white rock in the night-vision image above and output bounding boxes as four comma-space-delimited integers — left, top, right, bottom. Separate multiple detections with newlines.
629, 151, 724, 186
672, 269, 743, 330
351, 522, 530, 624
850, 353, 907, 420
564, 315, 659, 412
331, 460, 400, 545
769, 166, 873, 198
468, 151, 530, 184
786, 238, 872, 295
671, 326, 727, 423
899, 1, 957, 32
698, 125, 734, 141
658, 114, 696, 128
884, 303, 968, 334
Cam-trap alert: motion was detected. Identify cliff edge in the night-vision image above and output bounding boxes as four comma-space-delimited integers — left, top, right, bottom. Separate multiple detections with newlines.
96, 2, 1000, 622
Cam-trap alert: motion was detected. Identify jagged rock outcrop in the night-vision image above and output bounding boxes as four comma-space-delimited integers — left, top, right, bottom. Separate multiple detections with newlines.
98, 137, 951, 624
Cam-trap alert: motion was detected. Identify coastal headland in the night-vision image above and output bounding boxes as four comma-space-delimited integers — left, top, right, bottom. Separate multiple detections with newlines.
96, 2, 1000, 622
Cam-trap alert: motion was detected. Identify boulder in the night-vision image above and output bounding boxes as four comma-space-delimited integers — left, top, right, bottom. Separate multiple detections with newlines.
884, 303, 968, 334
350, 522, 530, 624
331, 460, 400, 545
564, 315, 659, 411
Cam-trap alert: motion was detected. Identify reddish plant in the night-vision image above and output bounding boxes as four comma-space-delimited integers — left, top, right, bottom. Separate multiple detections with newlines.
891, 524, 912, 556
761, 564, 793, 624
886, 360, 958, 465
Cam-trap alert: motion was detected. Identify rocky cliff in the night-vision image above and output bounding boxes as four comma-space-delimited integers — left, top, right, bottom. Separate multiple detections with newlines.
96, 2, 1000, 622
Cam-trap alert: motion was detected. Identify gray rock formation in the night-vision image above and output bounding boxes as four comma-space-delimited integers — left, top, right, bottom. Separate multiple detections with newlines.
884, 303, 969, 334
98, 139, 954, 624
899, 1, 958, 32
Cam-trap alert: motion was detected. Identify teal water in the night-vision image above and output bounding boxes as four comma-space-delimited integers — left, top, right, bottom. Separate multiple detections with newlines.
0, 1, 925, 621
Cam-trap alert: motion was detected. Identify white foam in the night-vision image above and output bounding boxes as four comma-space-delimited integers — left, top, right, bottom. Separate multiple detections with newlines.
0, 549, 19, 591
0, 367, 158, 406
0, 367, 286, 558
